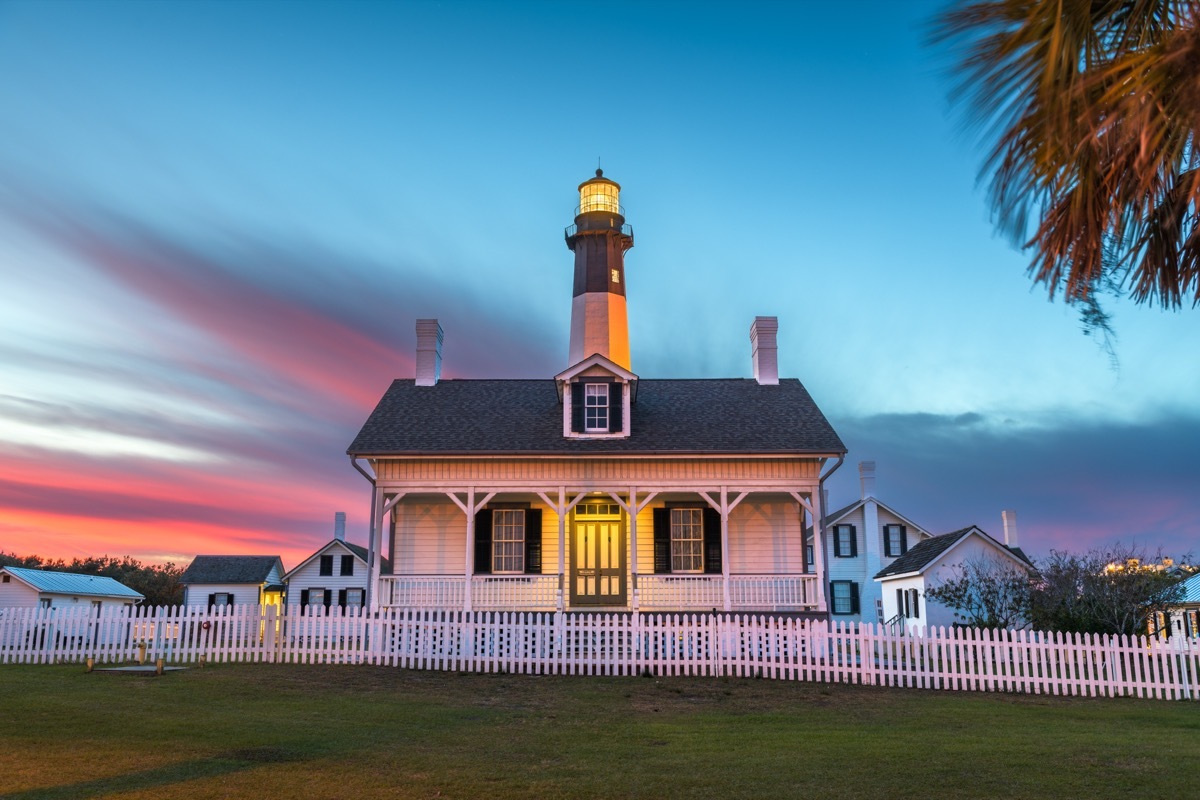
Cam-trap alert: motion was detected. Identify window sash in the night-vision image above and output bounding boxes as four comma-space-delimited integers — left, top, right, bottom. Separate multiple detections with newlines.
831, 581, 853, 614
307, 588, 326, 607
584, 383, 609, 431
345, 588, 364, 608
833, 525, 855, 557
492, 509, 525, 574
670, 508, 704, 573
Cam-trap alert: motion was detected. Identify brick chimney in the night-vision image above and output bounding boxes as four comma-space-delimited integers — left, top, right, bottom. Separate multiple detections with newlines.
334, 512, 346, 542
859, 460, 876, 500
750, 316, 778, 385
1002, 509, 1018, 547
415, 319, 443, 386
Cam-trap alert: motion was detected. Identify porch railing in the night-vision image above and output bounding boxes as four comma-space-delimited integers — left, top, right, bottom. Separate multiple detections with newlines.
381, 575, 558, 610
639, 574, 818, 611
380, 574, 817, 611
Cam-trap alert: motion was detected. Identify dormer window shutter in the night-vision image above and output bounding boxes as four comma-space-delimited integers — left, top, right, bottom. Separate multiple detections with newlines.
609, 383, 623, 433
571, 383, 585, 432
524, 509, 543, 574
473, 509, 493, 574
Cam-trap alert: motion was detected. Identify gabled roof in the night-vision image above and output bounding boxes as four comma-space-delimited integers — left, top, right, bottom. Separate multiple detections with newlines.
348, 378, 845, 456
1, 566, 144, 600
179, 555, 284, 585
873, 526, 1034, 581
282, 540, 390, 581
1177, 571, 1200, 604
822, 496, 933, 538
554, 353, 638, 384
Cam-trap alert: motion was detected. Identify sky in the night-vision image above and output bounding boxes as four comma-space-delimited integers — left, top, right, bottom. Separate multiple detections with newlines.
1, 0, 1197, 569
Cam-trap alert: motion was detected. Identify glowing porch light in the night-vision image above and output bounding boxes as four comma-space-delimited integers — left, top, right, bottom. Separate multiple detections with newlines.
579, 169, 620, 214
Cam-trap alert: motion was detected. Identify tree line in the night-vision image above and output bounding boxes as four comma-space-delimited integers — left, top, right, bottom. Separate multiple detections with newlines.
926, 544, 1195, 637
0, 552, 184, 608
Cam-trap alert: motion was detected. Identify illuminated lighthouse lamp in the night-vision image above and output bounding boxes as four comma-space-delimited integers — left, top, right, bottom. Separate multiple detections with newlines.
578, 170, 621, 215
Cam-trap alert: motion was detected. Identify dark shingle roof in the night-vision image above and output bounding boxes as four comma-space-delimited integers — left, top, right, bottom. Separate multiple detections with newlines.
180, 555, 282, 585
874, 528, 974, 580
348, 378, 845, 456
873, 526, 1034, 580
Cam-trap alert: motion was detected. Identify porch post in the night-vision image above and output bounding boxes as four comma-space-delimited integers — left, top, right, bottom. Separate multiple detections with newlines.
810, 488, 827, 614
628, 485, 639, 611
368, 485, 385, 611
720, 487, 732, 612
557, 487, 566, 611
463, 487, 475, 613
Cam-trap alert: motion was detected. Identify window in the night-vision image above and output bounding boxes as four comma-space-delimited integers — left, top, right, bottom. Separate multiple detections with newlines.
884, 524, 908, 557
830, 581, 859, 615
897, 588, 920, 619
670, 508, 704, 573
805, 544, 815, 572
584, 383, 609, 432
492, 509, 525, 573
910, 589, 920, 619
319, 555, 333, 576
832, 524, 857, 557
1, 574, 9, 583
340, 555, 355, 576
306, 588, 326, 608
40, 598, 51, 609
208, 592, 233, 608
343, 588, 364, 609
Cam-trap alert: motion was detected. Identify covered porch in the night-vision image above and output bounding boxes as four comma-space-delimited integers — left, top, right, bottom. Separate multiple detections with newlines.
363, 476, 829, 615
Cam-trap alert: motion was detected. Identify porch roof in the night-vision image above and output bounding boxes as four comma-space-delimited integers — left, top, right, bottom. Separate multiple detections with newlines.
348, 378, 844, 456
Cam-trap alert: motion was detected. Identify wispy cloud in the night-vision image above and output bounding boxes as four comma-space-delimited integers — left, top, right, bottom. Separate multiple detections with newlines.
0, 176, 560, 565
827, 410, 1200, 559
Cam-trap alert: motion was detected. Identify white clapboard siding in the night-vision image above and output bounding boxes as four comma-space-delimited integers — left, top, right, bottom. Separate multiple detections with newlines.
285, 542, 368, 608
1, 605, 1196, 701
184, 583, 263, 607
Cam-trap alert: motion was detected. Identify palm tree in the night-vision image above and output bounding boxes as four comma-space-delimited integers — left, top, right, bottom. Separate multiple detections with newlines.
934, 1, 1200, 312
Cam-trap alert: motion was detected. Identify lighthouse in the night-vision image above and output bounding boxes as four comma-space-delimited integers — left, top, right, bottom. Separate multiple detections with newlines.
565, 169, 634, 370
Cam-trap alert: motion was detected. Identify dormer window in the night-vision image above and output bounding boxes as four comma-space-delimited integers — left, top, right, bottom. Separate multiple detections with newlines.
584, 384, 609, 431
556, 353, 635, 440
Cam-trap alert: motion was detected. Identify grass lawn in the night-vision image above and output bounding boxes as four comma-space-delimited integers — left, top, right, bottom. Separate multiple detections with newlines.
1, 664, 1197, 799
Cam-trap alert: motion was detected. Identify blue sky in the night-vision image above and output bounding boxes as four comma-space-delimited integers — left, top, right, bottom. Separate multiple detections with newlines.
1, 0, 1197, 565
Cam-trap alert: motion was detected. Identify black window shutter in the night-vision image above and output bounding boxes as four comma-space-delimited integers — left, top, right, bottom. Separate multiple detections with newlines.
609, 383, 623, 432
571, 383, 585, 432
300, 589, 309, 608
208, 593, 216, 609
896, 588, 903, 617
912, 589, 919, 619
829, 582, 836, 613
323, 590, 332, 609
338, 589, 347, 608
849, 525, 858, 557
524, 509, 543, 574
899, 525, 908, 555
850, 582, 861, 614
474, 509, 493, 574
652, 508, 671, 574
702, 507, 722, 574
832, 527, 842, 558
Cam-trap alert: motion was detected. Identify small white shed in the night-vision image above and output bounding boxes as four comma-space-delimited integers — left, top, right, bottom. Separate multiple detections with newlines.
0, 566, 144, 610
179, 555, 285, 609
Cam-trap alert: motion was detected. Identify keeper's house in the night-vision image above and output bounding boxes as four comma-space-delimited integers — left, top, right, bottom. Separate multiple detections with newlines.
348, 171, 846, 614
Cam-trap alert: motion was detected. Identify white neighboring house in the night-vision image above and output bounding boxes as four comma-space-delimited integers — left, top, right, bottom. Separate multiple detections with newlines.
0, 566, 144, 611
873, 512, 1034, 633
1164, 571, 1200, 639
283, 513, 389, 613
814, 461, 934, 624
179, 555, 286, 610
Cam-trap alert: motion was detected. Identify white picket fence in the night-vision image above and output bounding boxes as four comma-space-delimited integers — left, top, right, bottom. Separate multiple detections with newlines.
0, 604, 1196, 700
